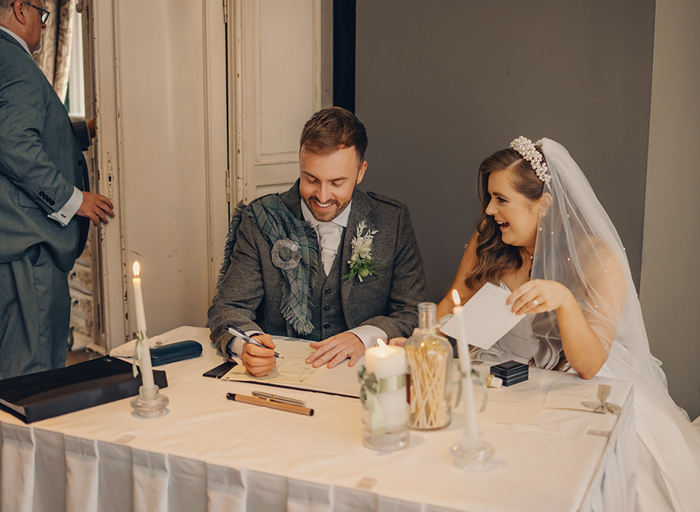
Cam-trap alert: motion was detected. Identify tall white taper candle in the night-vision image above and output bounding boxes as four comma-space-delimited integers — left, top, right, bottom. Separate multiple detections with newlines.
132, 261, 155, 389
452, 289, 479, 438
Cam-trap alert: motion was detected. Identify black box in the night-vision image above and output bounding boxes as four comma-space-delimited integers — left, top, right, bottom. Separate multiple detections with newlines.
0, 356, 168, 423
500, 374, 529, 387
491, 360, 528, 387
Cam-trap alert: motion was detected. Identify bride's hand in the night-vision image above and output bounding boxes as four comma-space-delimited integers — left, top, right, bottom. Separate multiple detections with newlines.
389, 337, 407, 347
507, 279, 575, 315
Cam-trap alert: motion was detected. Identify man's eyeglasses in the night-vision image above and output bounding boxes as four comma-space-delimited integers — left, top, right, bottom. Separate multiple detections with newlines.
12, 1, 50, 24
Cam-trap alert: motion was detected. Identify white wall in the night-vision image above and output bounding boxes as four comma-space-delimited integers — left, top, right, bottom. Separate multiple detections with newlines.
641, 0, 700, 419
356, 1, 655, 301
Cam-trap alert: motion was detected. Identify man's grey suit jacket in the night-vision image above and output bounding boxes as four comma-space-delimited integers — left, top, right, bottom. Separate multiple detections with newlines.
0, 30, 89, 272
209, 181, 430, 352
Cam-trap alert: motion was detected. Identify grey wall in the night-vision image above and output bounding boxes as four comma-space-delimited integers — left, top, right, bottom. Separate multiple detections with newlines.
355, 0, 655, 303
641, 0, 700, 420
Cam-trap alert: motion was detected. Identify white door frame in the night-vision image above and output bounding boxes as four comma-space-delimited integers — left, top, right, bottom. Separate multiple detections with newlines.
86, 0, 228, 348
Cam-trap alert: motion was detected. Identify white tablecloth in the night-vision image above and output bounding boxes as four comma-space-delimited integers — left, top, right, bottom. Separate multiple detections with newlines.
0, 326, 635, 512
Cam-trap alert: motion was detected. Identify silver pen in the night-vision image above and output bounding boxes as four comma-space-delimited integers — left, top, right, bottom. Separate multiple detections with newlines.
252, 391, 306, 406
227, 326, 283, 358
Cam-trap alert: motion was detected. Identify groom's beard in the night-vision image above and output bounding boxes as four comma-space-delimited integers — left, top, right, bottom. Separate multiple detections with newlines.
303, 190, 354, 223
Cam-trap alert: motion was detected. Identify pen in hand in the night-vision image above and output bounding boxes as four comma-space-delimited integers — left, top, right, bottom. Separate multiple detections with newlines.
226, 326, 283, 358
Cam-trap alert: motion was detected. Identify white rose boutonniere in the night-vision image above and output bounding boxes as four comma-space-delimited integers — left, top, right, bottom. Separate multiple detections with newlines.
344, 220, 379, 282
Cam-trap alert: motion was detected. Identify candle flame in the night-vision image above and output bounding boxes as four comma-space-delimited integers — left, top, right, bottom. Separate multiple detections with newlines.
133, 261, 140, 277
377, 338, 387, 348
452, 289, 461, 306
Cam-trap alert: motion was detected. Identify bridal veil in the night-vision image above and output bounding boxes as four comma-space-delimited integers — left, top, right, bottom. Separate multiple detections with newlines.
533, 138, 700, 510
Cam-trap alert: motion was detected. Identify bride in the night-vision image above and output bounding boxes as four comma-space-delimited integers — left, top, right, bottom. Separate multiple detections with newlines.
434, 137, 700, 511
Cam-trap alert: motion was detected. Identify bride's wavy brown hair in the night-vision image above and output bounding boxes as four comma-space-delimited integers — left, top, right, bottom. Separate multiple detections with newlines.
465, 146, 545, 289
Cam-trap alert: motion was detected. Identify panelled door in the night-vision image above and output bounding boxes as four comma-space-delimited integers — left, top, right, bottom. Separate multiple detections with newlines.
230, 0, 327, 203
85, 0, 328, 348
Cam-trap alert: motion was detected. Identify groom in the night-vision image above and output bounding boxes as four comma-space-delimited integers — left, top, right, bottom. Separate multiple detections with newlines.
208, 107, 429, 376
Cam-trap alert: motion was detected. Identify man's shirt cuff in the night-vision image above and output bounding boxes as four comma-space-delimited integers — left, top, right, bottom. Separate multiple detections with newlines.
228, 330, 264, 357
348, 325, 387, 348
48, 187, 82, 226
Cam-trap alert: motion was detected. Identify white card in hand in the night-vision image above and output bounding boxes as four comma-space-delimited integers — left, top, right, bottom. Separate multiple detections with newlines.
441, 283, 524, 349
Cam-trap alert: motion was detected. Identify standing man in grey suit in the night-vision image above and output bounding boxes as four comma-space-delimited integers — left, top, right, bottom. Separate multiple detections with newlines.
209, 107, 429, 377
0, 0, 115, 378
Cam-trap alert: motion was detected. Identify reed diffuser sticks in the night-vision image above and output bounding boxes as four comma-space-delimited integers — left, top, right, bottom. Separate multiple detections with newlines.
406, 341, 452, 430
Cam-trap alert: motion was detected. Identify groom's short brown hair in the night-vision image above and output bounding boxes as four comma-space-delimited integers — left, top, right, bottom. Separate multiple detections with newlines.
299, 107, 368, 164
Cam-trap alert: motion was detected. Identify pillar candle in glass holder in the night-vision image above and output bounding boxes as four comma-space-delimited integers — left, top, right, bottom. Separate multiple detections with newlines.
132, 261, 155, 390
364, 339, 408, 430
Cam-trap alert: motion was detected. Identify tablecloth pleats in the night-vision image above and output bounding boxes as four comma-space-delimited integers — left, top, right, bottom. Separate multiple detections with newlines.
0, 327, 635, 512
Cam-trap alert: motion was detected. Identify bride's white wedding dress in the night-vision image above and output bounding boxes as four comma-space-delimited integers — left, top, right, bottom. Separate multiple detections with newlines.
472, 139, 700, 511
474, 310, 700, 511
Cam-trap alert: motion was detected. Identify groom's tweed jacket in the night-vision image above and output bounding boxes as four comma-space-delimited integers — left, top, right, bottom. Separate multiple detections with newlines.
208, 180, 429, 353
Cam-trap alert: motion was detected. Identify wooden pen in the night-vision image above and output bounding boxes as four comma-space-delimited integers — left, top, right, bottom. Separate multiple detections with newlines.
226, 393, 314, 416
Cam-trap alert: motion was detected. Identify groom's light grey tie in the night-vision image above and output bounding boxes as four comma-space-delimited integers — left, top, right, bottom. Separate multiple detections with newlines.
316, 222, 343, 276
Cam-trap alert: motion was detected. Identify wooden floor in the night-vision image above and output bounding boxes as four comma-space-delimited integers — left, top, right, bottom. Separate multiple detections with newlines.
66, 348, 101, 366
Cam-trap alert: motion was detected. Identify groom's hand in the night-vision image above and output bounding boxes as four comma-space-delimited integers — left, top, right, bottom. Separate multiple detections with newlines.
306, 332, 365, 369
241, 334, 277, 377
389, 337, 407, 347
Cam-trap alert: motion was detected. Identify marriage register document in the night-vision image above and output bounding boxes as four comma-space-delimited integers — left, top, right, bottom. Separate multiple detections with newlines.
222, 339, 327, 385
221, 337, 360, 397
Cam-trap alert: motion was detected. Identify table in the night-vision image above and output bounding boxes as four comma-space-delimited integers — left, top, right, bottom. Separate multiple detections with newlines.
0, 326, 635, 512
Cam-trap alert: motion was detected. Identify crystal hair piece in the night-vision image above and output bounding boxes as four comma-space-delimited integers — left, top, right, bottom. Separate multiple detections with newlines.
509, 136, 551, 184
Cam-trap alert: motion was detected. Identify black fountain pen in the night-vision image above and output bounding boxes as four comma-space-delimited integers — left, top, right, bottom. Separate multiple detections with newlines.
227, 326, 283, 358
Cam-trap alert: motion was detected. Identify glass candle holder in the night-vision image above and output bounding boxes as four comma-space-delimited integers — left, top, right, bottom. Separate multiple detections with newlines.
130, 384, 169, 418
360, 396, 410, 451
358, 342, 410, 451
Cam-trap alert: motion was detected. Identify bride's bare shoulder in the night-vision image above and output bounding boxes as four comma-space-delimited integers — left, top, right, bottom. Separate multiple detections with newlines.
577, 236, 623, 268
461, 229, 480, 264
575, 236, 627, 295
446, 230, 481, 299
437, 230, 483, 315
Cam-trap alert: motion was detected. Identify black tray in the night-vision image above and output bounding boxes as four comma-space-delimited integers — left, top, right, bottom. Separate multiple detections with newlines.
0, 356, 168, 423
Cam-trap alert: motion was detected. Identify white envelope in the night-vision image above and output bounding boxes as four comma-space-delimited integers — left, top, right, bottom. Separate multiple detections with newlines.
441, 282, 524, 349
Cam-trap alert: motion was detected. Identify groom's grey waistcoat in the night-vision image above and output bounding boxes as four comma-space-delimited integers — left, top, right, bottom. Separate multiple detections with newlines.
307, 249, 348, 341
208, 181, 430, 351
